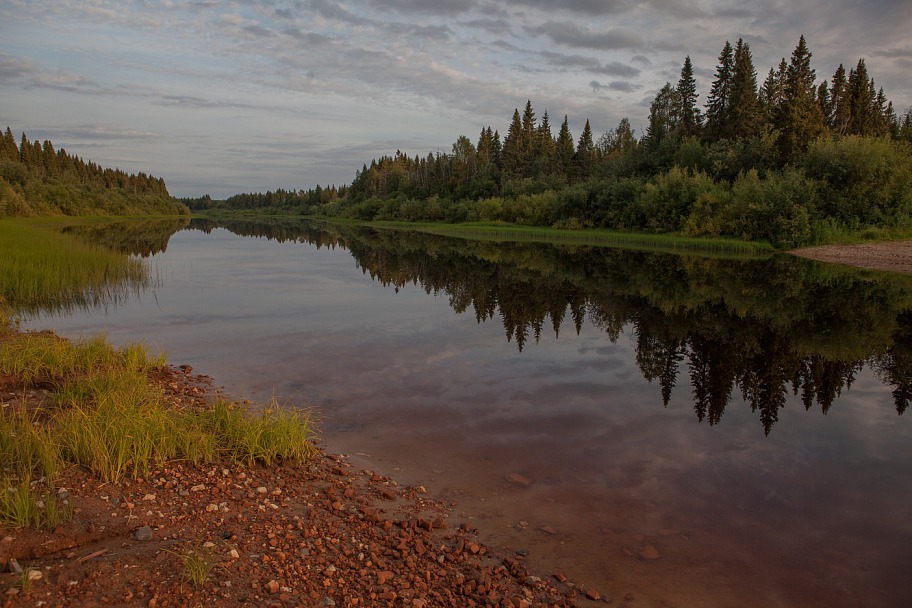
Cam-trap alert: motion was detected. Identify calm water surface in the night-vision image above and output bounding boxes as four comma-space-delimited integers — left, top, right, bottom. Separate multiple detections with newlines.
29, 220, 912, 607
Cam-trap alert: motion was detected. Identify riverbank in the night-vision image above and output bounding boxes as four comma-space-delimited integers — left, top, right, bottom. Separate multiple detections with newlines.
0, 327, 588, 607
789, 239, 912, 275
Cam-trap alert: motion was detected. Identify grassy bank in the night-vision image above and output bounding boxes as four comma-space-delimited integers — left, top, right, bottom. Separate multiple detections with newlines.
0, 217, 316, 531
0, 329, 316, 530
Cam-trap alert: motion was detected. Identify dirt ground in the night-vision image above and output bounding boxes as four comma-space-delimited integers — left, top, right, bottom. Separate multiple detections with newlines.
789, 239, 912, 275
1, 345, 597, 607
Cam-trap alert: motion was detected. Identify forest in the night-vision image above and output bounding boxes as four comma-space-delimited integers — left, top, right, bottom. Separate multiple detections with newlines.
191, 36, 912, 248
0, 129, 188, 217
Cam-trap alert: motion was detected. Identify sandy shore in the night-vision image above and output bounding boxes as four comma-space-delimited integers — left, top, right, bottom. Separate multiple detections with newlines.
789, 239, 912, 275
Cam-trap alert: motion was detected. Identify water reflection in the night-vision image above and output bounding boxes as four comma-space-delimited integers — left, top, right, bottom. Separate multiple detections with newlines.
187, 218, 912, 434
24, 217, 912, 606
63, 217, 190, 257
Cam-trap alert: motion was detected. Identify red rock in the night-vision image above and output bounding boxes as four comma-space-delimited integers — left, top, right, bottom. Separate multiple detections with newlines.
377, 570, 395, 586
504, 473, 533, 487
265, 580, 280, 594
640, 544, 661, 560
585, 589, 601, 601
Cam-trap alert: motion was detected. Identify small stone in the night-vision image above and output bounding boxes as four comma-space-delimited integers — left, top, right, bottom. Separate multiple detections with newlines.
132, 526, 153, 542
27, 569, 43, 581
265, 580, 280, 594
257, 486, 268, 494
640, 545, 661, 560
585, 589, 601, 601
377, 570, 394, 586
553, 572, 567, 583
206, 503, 219, 512
539, 525, 557, 536
229, 549, 240, 559
320, 597, 336, 606
142, 494, 156, 501
505, 472, 533, 487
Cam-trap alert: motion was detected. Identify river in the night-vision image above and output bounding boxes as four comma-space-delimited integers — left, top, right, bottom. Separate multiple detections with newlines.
27, 218, 912, 607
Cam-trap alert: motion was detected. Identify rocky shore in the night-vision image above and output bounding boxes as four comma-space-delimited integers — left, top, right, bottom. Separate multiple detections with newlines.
2, 363, 595, 607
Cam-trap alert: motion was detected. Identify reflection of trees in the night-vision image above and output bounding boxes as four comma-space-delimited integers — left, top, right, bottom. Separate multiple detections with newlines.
64, 218, 190, 256
204, 218, 912, 433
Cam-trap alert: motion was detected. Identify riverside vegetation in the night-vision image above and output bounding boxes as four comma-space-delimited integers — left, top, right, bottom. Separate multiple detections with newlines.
186, 36, 912, 249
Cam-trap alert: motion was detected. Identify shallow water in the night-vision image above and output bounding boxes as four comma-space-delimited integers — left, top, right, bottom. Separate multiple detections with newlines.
28, 220, 912, 607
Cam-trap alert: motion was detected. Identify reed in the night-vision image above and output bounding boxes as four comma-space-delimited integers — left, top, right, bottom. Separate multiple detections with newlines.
0, 219, 150, 315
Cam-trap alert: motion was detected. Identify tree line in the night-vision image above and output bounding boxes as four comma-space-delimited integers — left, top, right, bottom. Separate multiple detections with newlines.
0, 129, 187, 217
201, 35, 912, 248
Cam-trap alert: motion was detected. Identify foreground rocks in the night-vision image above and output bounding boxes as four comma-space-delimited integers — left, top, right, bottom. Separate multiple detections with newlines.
2, 453, 584, 607
1, 365, 584, 607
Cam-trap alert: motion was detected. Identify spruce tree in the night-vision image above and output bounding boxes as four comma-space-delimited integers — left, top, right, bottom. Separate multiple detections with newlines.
777, 35, 825, 161
676, 56, 702, 137
501, 108, 523, 175
848, 59, 875, 135
0, 127, 18, 162
829, 64, 850, 134
536, 111, 557, 174
704, 41, 734, 141
556, 115, 575, 179
728, 39, 761, 139
574, 119, 595, 180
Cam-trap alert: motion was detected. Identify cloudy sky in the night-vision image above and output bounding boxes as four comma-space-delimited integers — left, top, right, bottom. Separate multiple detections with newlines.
2, 0, 910, 198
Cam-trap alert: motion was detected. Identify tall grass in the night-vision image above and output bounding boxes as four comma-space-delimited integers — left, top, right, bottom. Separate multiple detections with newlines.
1, 331, 315, 504
0, 219, 151, 315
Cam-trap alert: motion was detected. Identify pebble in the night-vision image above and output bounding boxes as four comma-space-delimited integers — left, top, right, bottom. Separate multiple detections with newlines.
640, 545, 661, 560
132, 526, 153, 542
505, 473, 533, 487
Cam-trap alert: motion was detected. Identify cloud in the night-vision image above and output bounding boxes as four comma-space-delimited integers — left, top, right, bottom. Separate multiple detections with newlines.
526, 21, 643, 50
29, 124, 158, 141
590, 80, 640, 93
308, 0, 372, 26
541, 51, 640, 77
871, 46, 912, 59
508, 0, 627, 15
0, 53, 32, 79
368, 0, 478, 15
